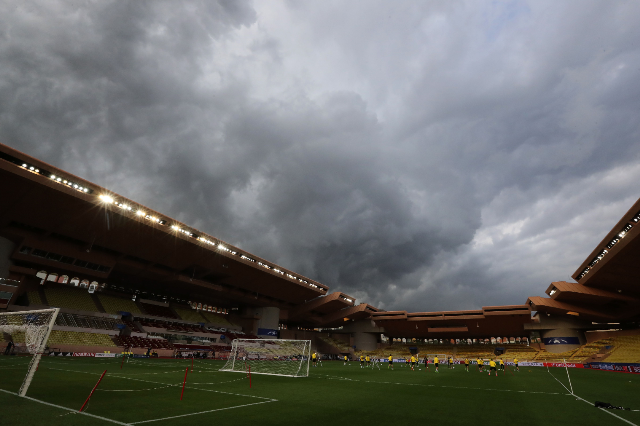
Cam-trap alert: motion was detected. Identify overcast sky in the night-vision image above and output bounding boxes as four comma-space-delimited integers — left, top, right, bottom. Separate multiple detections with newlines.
1, 0, 639, 312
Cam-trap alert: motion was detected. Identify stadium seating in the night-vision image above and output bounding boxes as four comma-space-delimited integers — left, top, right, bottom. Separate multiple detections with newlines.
569, 339, 613, 361
55, 312, 123, 331
198, 311, 235, 327
44, 286, 99, 312
533, 348, 579, 362
98, 294, 142, 315
173, 307, 208, 323
112, 335, 175, 349
0, 331, 25, 343
318, 335, 351, 352
602, 336, 640, 363
138, 302, 178, 319
46, 330, 117, 346
26, 290, 43, 306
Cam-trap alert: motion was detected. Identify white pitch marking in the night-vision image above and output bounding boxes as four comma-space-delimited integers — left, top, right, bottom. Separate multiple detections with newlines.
318, 374, 563, 396
0, 388, 130, 425
129, 400, 276, 425
573, 394, 638, 426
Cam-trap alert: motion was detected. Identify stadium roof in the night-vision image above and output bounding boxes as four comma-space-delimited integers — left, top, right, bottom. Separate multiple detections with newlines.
3, 142, 638, 334
0, 142, 331, 311
527, 197, 640, 323
371, 305, 532, 338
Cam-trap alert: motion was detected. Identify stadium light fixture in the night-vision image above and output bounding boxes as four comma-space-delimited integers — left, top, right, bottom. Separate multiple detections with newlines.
99, 195, 114, 204
136, 210, 145, 216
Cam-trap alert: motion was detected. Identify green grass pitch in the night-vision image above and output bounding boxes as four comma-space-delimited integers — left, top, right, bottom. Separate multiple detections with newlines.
0, 356, 638, 425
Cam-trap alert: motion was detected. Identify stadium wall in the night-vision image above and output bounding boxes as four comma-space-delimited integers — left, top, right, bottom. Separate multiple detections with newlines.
0, 236, 15, 279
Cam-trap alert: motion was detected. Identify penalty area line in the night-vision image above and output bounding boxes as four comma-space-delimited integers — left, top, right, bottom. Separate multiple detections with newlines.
0, 388, 130, 426
129, 400, 277, 425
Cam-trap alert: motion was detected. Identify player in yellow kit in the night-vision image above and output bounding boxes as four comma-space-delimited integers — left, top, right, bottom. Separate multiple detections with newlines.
477, 358, 484, 372
514, 358, 519, 372
464, 358, 470, 372
344, 355, 348, 365
489, 359, 497, 376
312, 352, 317, 367
410, 355, 416, 371
434, 356, 439, 373
499, 359, 504, 372
360, 355, 364, 368
388, 354, 393, 370
365, 355, 370, 367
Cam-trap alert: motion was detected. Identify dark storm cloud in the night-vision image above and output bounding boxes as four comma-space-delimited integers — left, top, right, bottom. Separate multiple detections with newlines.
1, 0, 640, 312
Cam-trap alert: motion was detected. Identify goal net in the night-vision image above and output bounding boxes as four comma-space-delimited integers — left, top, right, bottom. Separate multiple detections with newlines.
0, 308, 59, 396
424, 354, 449, 363
219, 339, 311, 377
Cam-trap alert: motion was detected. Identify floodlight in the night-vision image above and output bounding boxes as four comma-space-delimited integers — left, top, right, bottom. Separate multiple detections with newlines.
99, 195, 114, 203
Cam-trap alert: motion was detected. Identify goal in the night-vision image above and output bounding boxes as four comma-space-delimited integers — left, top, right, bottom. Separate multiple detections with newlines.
0, 308, 59, 396
219, 339, 311, 377
423, 353, 449, 363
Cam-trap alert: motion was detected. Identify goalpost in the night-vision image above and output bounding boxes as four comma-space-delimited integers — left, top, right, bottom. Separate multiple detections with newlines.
0, 308, 59, 396
219, 339, 311, 377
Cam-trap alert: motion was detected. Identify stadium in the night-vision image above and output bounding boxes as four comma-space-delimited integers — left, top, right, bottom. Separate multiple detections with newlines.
1, 141, 639, 425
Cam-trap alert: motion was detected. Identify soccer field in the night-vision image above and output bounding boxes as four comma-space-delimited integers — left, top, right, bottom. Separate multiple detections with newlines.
0, 356, 638, 426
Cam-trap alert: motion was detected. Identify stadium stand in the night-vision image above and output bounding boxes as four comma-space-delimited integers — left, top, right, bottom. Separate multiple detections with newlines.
496, 345, 539, 361
569, 339, 613, 361
98, 294, 142, 315
0, 331, 25, 343
138, 302, 178, 319
47, 330, 117, 347
55, 312, 123, 331
26, 290, 43, 306
113, 335, 175, 349
198, 311, 235, 327
173, 307, 208, 323
43, 286, 99, 312
318, 335, 351, 352
602, 336, 640, 363
135, 318, 206, 333
533, 348, 579, 362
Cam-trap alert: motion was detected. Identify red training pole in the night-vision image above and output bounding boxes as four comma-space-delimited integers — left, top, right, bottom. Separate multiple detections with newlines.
120, 354, 125, 369
180, 367, 188, 400
79, 370, 107, 412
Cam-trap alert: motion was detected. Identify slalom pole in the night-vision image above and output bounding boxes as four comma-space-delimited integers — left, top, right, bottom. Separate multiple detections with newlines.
79, 370, 107, 412
249, 365, 252, 388
120, 353, 125, 369
563, 359, 574, 395
180, 367, 188, 400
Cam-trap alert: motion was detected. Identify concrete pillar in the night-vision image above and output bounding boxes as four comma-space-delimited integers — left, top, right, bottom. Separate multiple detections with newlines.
256, 307, 280, 337
0, 237, 15, 279
354, 331, 377, 351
